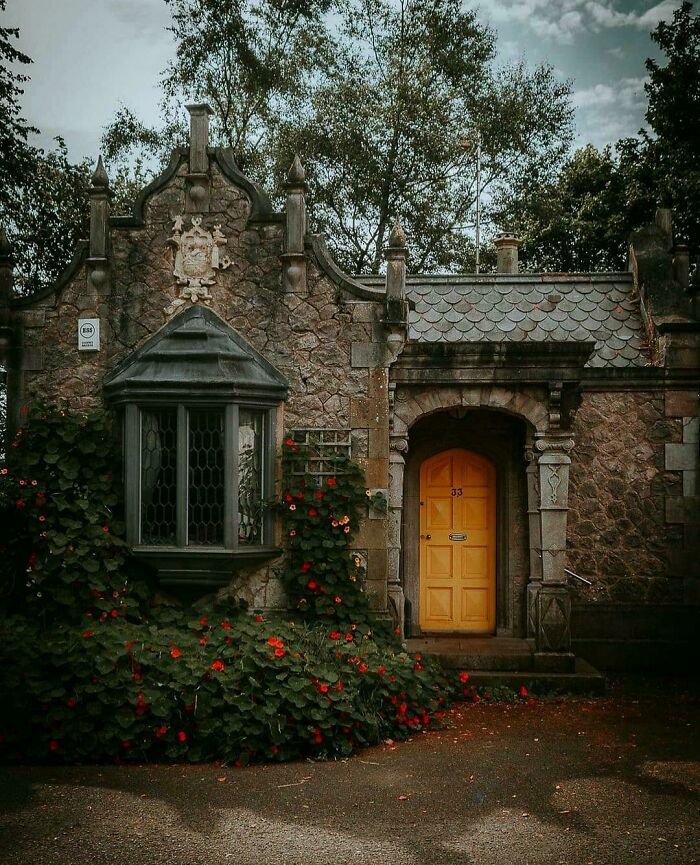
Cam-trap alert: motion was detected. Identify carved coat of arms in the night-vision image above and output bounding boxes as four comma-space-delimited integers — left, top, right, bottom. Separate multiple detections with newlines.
166, 216, 231, 313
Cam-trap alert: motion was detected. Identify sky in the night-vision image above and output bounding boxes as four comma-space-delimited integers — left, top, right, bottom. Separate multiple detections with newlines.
5, 0, 683, 164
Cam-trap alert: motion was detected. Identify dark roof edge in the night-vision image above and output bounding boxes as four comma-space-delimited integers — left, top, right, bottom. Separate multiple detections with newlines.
359, 272, 634, 285
306, 234, 386, 301
11, 240, 88, 309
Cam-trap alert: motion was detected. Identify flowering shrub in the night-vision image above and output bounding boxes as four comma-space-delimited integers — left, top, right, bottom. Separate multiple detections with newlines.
277, 438, 386, 631
0, 404, 139, 621
0, 604, 458, 763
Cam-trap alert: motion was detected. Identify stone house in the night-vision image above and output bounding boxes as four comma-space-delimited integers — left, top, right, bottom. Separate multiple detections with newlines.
1, 105, 698, 676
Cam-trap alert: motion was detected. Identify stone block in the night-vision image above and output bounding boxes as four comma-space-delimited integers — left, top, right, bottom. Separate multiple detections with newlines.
350, 302, 375, 323
665, 442, 697, 471
18, 309, 46, 328
365, 457, 389, 487
367, 548, 388, 582
350, 397, 371, 428
367, 368, 388, 400
20, 347, 44, 371
683, 470, 698, 497
365, 578, 387, 611
683, 417, 699, 443
355, 519, 387, 548
665, 496, 700, 524
665, 391, 699, 418
351, 341, 389, 368
369, 427, 389, 459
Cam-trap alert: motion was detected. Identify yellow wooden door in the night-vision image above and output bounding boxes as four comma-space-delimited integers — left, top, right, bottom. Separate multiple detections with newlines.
419, 448, 496, 633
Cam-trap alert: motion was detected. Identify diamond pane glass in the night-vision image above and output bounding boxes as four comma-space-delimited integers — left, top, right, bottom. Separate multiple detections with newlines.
188, 409, 225, 546
141, 409, 177, 545
239, 409, 264, 545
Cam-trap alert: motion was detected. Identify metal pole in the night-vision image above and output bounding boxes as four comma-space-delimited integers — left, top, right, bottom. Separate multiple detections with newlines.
475, 131, 481, 274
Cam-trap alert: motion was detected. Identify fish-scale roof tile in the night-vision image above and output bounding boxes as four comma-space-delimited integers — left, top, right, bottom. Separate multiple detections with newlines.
404, 274, 647, 367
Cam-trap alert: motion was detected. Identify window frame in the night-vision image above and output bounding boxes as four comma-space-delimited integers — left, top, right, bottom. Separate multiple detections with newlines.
124, 400, 277, 556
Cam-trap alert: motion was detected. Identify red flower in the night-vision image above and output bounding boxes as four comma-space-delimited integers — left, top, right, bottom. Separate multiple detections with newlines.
200, 617, 208, 626
344, 633, 353, 642
82, 630, 93, 639
414, 662, 423, 672
211, 659, 225, 672
377, 665, 386, 676
300, 562, 311, 573
307, 580, 318, 591
314, 489, 323, 500
220, 620, 231, 630
358, 663, 368, 673
267, 637, 285, 649
170, 648, 181, 659
284, 493, 294, 503
48, 740, 59, 752
329, 631, 341, 640
274, 647, 286, 658
199, 637, 208, 646
15, 499, 25, 510
184, 703, 195, 713
334, 596, 342, 605
285, 438, 295, 447
102, 525, 110, 533
519, 685, 528, 698
66, 698, 77, 708
38, 514, 46, 522
308, 508, 318, 517
121, 740, 131, 750
255, 614, 263, 622
318, 683, 329, 694
459, 671, 470, 684
156, 725, 167, 738
327, 477, 336, 487
110, 609, 119, 619
177, 731, 187, 743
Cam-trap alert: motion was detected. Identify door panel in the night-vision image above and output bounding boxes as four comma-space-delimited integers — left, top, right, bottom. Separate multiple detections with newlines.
419, 448, 496, 633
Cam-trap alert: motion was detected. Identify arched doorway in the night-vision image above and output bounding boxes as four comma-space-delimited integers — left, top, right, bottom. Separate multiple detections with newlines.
420, 448, 496, 633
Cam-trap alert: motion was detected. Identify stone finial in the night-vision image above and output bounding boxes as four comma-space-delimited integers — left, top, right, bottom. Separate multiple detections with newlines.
91, 155, 109, 189
388, 219, 406, 249
494, 232, 521, 274
286, 154, 306, 187
385, 218, 408, 308
282, 155, 307, 293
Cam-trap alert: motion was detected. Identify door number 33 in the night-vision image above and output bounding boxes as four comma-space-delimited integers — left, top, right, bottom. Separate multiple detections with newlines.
450, 487, 463, 497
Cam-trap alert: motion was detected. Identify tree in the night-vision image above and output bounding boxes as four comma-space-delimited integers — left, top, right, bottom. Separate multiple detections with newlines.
0, 0, 37, 211
644, 0, 700, 252
104, 0, 574, 273
496, 141, 657, 272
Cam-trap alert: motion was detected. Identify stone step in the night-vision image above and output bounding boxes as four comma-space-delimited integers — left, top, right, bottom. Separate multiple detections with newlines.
463, 659, 606, 695
406, 636, 534, 672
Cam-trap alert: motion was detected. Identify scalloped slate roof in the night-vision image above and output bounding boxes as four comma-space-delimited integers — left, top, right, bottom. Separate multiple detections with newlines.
358, 273, 649, 368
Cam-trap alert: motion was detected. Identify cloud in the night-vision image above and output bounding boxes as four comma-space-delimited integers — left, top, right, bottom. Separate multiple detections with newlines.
572, 76, 649, 146
105, 0, 173, 41
466, 0, 682, 43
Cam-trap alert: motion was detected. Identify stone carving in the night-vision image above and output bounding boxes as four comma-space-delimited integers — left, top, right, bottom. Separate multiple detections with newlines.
166, 216, 231, 313
547, 465, 561, 505
389, 435, 409, 454
534, 436, 575, 454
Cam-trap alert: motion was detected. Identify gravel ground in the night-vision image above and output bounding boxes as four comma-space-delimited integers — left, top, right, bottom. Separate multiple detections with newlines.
1, 678, 698, 865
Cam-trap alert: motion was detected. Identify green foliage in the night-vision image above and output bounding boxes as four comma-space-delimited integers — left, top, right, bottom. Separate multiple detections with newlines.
644, 0, 700, 252
0, 606, 459, 764
276, 437, 386, 629
102, 0, 573, 274
0, 403, 137, 618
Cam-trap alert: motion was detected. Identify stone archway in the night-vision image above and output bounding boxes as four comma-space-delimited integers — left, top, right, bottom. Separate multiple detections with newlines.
401, 408, 530, 638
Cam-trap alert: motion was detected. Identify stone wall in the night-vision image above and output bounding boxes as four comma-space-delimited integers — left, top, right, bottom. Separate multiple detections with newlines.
567, 391, 681, 603
10, 153, 392, 611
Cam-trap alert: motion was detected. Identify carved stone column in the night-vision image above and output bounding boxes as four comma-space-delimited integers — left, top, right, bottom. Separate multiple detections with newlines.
534, 431, 575, 672
524, 442, 542, 640
387, 433, 408, 636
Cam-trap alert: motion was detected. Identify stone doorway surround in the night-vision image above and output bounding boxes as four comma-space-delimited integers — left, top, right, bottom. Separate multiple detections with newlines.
386, 347, 593, 672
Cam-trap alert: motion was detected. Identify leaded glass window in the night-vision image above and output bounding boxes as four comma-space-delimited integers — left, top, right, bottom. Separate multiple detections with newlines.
128, 404, 274, 552
238, 409, 264, 545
